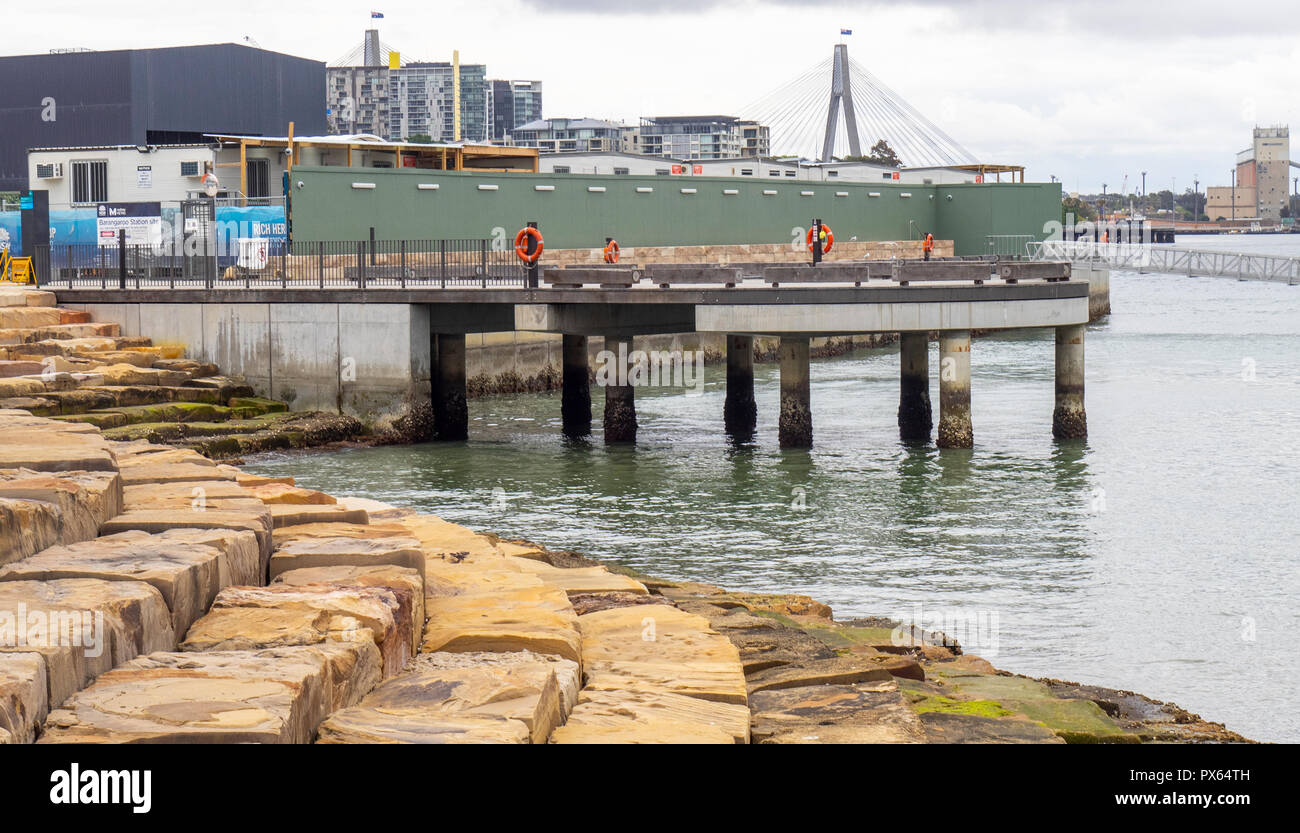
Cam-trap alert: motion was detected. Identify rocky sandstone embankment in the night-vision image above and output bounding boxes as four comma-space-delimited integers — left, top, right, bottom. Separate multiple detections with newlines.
0, 286, 1238, 744
0, 288, 365, 456
0, 411, 1247, 743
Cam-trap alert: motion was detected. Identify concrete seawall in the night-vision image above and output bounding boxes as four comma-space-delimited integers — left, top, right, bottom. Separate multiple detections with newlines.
61, 302, 433, 437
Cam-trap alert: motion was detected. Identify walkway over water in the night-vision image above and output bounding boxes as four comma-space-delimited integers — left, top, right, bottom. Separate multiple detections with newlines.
1030, 239, 1300, 285
54, 259, 1089, 451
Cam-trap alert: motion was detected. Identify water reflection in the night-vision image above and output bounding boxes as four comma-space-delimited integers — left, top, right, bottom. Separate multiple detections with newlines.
247, 267, 1300, 741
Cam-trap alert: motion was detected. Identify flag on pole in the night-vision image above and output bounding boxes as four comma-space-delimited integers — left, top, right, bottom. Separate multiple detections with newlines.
840, 28, 852, 35
371, 11, 384, 18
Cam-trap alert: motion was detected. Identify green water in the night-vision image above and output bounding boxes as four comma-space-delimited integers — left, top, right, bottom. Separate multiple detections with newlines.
248, 236, 1300, 742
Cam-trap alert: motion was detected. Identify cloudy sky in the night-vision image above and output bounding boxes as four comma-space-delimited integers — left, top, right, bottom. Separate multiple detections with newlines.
10, 1, 1300, 194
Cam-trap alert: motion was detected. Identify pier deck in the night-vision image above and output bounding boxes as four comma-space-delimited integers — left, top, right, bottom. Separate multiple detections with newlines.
52, 260, 1087, 449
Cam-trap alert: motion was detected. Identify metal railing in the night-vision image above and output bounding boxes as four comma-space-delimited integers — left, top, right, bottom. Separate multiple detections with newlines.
35, 238, 527, 289
985, 234, 1037, 258
1028, 239, 1300, 284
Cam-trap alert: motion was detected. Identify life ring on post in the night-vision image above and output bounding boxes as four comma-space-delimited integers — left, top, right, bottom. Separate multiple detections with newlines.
806, 224, 834, 254
514, 226, 544, 264
603, 239, 620, 264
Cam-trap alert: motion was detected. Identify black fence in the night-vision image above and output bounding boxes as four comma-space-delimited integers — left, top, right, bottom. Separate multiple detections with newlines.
33, 238, 527, 290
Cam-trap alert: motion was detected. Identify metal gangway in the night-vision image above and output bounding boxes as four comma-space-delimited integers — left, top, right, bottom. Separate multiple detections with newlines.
1028, 239, 1300, 285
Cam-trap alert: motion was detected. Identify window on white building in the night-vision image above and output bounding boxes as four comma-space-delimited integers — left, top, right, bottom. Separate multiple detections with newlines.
71, 160, 108, 204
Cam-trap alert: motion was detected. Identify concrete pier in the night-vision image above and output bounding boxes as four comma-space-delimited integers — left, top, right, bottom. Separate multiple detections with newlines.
561, 334, 591, 438
724, 335, 758, 437
433, 333, 468, 441
936, 330, 972, 449
603, 336, 637, 444
778, 337, 813, 449
897, 332, 932, 443
1052, 324, 1088, 440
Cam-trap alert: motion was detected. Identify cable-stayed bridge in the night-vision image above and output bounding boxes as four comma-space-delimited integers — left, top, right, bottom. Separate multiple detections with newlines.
742, 44, 978, 167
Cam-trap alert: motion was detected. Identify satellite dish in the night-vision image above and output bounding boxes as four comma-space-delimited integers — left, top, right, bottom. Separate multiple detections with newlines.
201, 172, 220, 197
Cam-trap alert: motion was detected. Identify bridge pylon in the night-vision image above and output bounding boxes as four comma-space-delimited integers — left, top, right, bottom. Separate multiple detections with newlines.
821, 44, 862, 162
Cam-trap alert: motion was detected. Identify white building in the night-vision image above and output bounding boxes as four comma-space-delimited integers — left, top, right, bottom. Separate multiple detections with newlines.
537, 151, 984, 184
28, 144, 222, 206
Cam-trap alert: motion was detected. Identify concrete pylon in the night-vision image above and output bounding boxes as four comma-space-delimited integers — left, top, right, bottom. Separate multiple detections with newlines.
897, 332, 932, 443
561, 334, 591, 438
778, 337, 812, 448
936, 330, 972, 449
724, 335, 757, 437
820, 43, 863, 163
603, 335, 636, 444
433, 333, 468, 441
1052, 324, 1087, 440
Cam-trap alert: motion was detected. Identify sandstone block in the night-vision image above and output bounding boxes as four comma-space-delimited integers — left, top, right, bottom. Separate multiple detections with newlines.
98, 509, 272, 578
748, 681, 926, 744
273, 564, 424, 653
185, 583, 410, 677
333, 497, 409, 519
0, 652, 49, 743
40, 643, 381, 744
550, 718, 734, 744
0, 289, 56, 308
422, 586, 581, 663
317, 711, 530, 744
746, 655, 898, 695
268, 504, 370, 528
123, 479, 257, 510
0, 497, 63, 566
578, 605, 746, 705
271, 521, 409, 548
396, 514, 505, 562
0, 531, 233, 637
269, 536, 424, 583
116, 463, 232, 487
0, 475, 102, 546
247, 483, 336, 505
0, 445, 116, 473
507, 557, 649, 595
558, 687, 751, 744
318, 653, 566, 744
0, 578, 175, 705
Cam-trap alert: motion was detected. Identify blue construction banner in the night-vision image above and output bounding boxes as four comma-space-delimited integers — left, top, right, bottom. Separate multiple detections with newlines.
215, 206, 288, 241
0, 204, 287, 253
0, 213, 19, 253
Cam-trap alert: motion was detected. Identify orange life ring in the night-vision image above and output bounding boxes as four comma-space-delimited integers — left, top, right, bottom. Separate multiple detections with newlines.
805, 224, 834, 254
514, 227, 544, 264
603, 240, 620, 264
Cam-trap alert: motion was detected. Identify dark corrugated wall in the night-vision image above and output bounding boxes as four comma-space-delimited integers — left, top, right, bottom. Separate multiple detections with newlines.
0, 44, 325, 192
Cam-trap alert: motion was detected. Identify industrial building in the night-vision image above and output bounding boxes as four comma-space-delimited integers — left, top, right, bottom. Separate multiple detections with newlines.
0, 43, 326, 192
1205, 126, 1297, 222
26, 134, 537, 208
